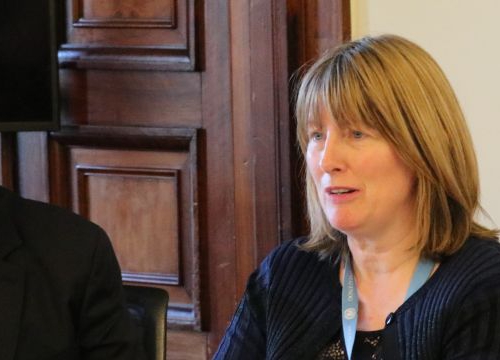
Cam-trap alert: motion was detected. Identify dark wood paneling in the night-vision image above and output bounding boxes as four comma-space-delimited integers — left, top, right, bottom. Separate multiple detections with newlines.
4, 1, 352, 358
202, 0, 236, 354
60, 0, 196, 70
203, 0, 350, 356
59, 70, 202, 127
288, 0, 351, 64
168, 330, 207, 360
230, 0, 288, 296
305, 0, 351, 58
0, 133, 16, 191
49, 126, 201, 330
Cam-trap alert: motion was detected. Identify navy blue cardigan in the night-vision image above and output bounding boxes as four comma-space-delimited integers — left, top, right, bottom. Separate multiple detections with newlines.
214, 237, 500, 359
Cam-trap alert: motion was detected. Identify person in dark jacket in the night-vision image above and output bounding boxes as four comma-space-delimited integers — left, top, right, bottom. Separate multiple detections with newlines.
0, 186, 144, 359
214, 34, 500, 359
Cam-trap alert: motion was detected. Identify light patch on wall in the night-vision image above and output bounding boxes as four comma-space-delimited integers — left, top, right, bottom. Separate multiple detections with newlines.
350, 0, 500, 226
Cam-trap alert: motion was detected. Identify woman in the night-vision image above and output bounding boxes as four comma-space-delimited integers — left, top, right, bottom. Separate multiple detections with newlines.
214, 35, 500, 359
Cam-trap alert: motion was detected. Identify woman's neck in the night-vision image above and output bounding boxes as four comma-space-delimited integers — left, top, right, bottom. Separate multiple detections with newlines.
343, 231, 422, 330
347, 232, 420, 281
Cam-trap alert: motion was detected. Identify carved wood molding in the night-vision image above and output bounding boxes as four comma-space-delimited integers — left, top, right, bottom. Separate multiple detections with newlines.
72, 0, 177, 29
50, 125, 196, 149
59, 0, 197, 71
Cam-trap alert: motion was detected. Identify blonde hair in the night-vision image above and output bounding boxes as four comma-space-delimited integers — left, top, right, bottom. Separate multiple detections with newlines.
295, 34, 498, 259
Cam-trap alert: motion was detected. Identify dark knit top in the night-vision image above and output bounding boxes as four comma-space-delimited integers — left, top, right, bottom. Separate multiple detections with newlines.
213, 237, 500, 360
318, 329, 384, 359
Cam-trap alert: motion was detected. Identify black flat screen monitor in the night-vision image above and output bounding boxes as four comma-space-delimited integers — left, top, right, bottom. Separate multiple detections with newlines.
0, 0, 59, 132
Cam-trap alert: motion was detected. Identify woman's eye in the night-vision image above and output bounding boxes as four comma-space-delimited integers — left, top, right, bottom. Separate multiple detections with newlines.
310, 132, 324, 141
352, 130, 364, 139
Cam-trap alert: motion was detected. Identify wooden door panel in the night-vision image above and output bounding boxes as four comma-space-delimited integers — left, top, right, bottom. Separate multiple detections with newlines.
60, 0, 196, 70
73, 158, 182, 284
49, 126, 201, 331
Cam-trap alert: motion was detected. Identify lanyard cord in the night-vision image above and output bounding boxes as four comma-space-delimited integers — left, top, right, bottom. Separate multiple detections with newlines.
341, 254, 435, 360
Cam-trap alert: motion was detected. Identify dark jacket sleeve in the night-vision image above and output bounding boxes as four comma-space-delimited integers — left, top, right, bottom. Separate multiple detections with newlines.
442, 284, 500, 359
77, 228, 145, 360
213, 256, 271, 360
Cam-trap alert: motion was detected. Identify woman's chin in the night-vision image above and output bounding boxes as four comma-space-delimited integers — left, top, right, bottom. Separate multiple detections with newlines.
327, 220, 361, 236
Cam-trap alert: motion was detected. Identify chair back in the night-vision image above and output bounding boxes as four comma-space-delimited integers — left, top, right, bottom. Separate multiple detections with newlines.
124, 285, 169, 360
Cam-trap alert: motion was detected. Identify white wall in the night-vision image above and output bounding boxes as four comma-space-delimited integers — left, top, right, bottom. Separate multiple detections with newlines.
351, 0, 500, 226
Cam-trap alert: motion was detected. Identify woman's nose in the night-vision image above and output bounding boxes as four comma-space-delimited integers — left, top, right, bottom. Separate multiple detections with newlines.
319, 135, 345, 173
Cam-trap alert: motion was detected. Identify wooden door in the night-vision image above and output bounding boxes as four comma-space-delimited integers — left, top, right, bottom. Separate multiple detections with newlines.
3, 0, 350, 358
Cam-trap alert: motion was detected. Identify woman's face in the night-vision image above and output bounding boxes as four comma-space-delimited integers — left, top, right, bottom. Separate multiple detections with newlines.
306, 107, 416, 240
